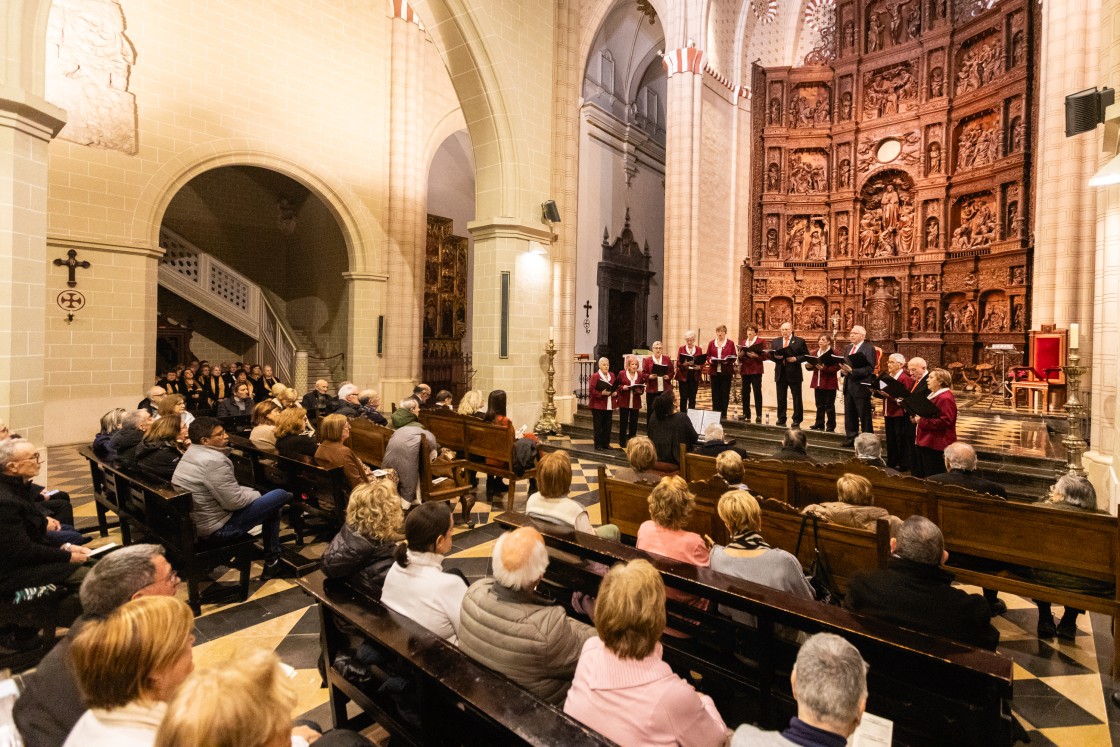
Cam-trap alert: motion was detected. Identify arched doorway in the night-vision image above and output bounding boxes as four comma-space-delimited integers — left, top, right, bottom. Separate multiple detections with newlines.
157, 165, 350, 386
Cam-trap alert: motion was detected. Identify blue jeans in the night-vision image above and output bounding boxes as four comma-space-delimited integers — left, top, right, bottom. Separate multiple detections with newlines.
211, 489, 292, 561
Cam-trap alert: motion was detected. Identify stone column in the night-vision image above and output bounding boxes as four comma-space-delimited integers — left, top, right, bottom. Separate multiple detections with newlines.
661, 47, 706, 349
343, 270, 389, 397
1032, 0, 1101, 364
550, 0, 580, 423
294, 351, 309, 399
0, 91, 65, 445
381, 1, 426, 404
469, 218, 555, 429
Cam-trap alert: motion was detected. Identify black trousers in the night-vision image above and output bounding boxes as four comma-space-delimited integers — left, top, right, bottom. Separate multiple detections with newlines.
884, 415, 910, 470
775, 378, 803, 425
710, 374, 732, 419
914, 445, 946, 477
618, 408, 639, 448
741, 374, 762, 420
844, 390, 873, 438
591, 408, 613, 448
813, 388, 837, 430
679, 377, 699, 412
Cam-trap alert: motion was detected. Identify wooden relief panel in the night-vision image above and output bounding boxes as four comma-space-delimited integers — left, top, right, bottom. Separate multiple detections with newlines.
748, 0, 1035, 368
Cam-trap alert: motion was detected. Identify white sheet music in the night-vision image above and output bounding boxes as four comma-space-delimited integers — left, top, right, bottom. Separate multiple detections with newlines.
848, 711, 893, 746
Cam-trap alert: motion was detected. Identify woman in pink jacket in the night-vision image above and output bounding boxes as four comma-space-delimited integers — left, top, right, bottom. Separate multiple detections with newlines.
564, 559, 729, 746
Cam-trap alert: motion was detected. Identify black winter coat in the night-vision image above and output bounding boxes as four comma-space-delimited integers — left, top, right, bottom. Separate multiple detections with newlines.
321, 524, 396, 600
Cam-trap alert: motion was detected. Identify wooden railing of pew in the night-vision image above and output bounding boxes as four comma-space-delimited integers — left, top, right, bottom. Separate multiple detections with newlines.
77, 445, 256, 614
416, 409, 537, 509
676, 447, 1120, 675
496, 511, 1015, 747
297, 570, 614, 746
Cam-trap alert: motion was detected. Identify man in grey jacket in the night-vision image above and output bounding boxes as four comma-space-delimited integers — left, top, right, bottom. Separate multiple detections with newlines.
458, 526, 595, 705
173, 417, 293, 578
382, 398, 438, 507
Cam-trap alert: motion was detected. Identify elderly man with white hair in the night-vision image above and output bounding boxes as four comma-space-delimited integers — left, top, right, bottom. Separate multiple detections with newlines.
839, 325, 876, 447
878, 352, 914, 471
851, 433, 898, 475
732, 633, 868, 746
927, 442, 1006, 497
694, 422, 748, 458
458, 526, 595, 705
137, 385, 166, 417
334, 383, 362, 418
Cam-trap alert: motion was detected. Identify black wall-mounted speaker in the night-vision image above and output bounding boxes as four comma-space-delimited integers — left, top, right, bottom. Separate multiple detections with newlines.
542, 200, 561, 223
1066, 87, 1115, 137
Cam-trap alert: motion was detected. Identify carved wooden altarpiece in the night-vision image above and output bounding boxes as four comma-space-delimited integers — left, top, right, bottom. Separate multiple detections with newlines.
423, 215, 471, 396
746, 0, 1035, 368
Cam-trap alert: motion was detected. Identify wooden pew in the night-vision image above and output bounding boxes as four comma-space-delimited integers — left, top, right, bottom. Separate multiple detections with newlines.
934, 486, 1120, 675
496, 511, 1015, 747
600, 467, 890, 596
297, 571, 613, 746
419, 410, 537, 510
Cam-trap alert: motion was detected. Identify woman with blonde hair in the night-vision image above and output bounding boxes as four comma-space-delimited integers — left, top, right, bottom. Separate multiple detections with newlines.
456, 389, 485, 418
315, 413, 373, 489
273, 406, 318, 462
322, 480, 405, 599
610, 436, 666, 483
64, 596, 195, 746
802, 473, 901, 535
526, 450, 619, 540
268, 382, 288, 409
637, 476, 709, 567
564, 559, 728, 746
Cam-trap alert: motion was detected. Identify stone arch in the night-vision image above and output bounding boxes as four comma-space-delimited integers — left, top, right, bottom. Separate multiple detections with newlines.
6, 0, 55, 94
580, 0, 671, 77
130, 141, 378, 274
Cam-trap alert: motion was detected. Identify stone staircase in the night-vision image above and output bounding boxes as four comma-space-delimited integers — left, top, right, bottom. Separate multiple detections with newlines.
556, 405, 1064, 502
289, 329, 340, 394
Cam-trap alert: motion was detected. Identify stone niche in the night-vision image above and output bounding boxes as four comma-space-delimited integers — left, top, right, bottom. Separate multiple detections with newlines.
746, 0, 1036, 368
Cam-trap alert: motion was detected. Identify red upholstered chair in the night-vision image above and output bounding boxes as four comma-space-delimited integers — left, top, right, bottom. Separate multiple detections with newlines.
1010, 330, 1067, 412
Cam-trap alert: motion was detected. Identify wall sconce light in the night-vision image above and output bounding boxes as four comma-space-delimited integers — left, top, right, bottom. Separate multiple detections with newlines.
541, 200, 561, 224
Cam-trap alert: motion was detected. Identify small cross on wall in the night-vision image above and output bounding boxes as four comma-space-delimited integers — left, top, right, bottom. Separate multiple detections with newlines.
53, 249, 91, 288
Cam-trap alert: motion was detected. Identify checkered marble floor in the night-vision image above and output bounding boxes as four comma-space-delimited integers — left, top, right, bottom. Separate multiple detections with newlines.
44, 444, 1116, 745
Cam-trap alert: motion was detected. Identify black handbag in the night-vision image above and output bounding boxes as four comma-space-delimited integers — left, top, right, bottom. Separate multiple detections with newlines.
795, 513, 840, 605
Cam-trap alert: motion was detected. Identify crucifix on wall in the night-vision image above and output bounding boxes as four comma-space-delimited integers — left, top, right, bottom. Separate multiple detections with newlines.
53, 249, 91, 288
584, 300, 592, 334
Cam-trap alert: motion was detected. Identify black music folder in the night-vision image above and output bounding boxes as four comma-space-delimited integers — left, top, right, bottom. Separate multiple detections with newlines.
844, 348, 875, 370
594, 377, 617, 393
680, 353, 707, 367
738, 341, 767, 357
651, 362, 669, 376
805, 349, 845, 367
868, 375, 941, 417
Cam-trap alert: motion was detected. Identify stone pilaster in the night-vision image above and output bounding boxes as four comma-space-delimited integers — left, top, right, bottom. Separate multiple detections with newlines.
0, 90, 65, 445
343, 270, 388, 395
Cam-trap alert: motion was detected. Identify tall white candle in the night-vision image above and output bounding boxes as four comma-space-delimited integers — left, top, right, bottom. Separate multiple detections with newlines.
549, 326, 554, 341
1069, 323, 1079, 349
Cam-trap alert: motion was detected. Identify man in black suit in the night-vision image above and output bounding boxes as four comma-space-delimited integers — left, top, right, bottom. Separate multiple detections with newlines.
906, 357, 931, 476
771, 322, 809, 428
927, 442, 1006, 497
839, 325, 876, 447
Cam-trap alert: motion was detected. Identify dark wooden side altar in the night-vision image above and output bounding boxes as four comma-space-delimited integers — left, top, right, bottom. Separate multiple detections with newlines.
745, 0, 1035, 369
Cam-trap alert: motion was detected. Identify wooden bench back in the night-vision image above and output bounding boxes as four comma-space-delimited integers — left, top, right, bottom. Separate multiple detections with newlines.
298, 571, 613, 746
346, 418, 393, 467
228, 436, 349, 525
495, 511, 1014, 747
418, 410, 469, 452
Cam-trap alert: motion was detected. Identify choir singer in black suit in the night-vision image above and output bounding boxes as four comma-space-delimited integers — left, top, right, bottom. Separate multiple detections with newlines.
840, 325, 876, 447
771, 322, 809, 428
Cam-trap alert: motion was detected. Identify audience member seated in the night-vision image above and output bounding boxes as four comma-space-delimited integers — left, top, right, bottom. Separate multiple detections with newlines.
357, 389, 388, 425
172, 417, 293, 580
648, 391, 698, 467
334, 384, 362, 417
179, 369, 204, 412
1029, 474, 1113, 640
693, 423, 748, 458
926, 442, 1006, 497
278, 386, 299, 410
772, 428, 815, 463
564, 559, 728, 746
459, 527, 595, 705
108, 410, 152, 465
273, 407, 319, 462
611, 436, 666, 483
413, 383, 432, 408
267, 383, 288, 410
802, 473, 902, 536
92, 408, 127, 462
197, 364, 225, 410
380, 501, 464, 643
457, 389, 486, 418
382, 398, 439, 507
248, 401, 281, 452
480, 389, 540, 498
433, 390, 454, 410
844, 515, 998, 649
316, 414, 373, 490
691, 450, 750, 497
527, 451, 619, 540
14, 544, 179, 747
0, 438, 91, 629
156, 648, 372, 746
158, 369, 183, 396
731, 633, 868, 746
133, 414, 186, 482
638, 476, 710, 567
850, 433, 898, 475
246, 364, 269, 403
301, 379, 336, 420
321, 482, 404, 600
216, 382, 253, 418
261, 364, 279, 394
711, 490, 814, 624
64, 596, 195, 747
137, 386, 165, 417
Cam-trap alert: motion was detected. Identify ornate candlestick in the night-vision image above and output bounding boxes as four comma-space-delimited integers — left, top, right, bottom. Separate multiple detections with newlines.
535, 337, 562, 436
1061, 345, 1088, 477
